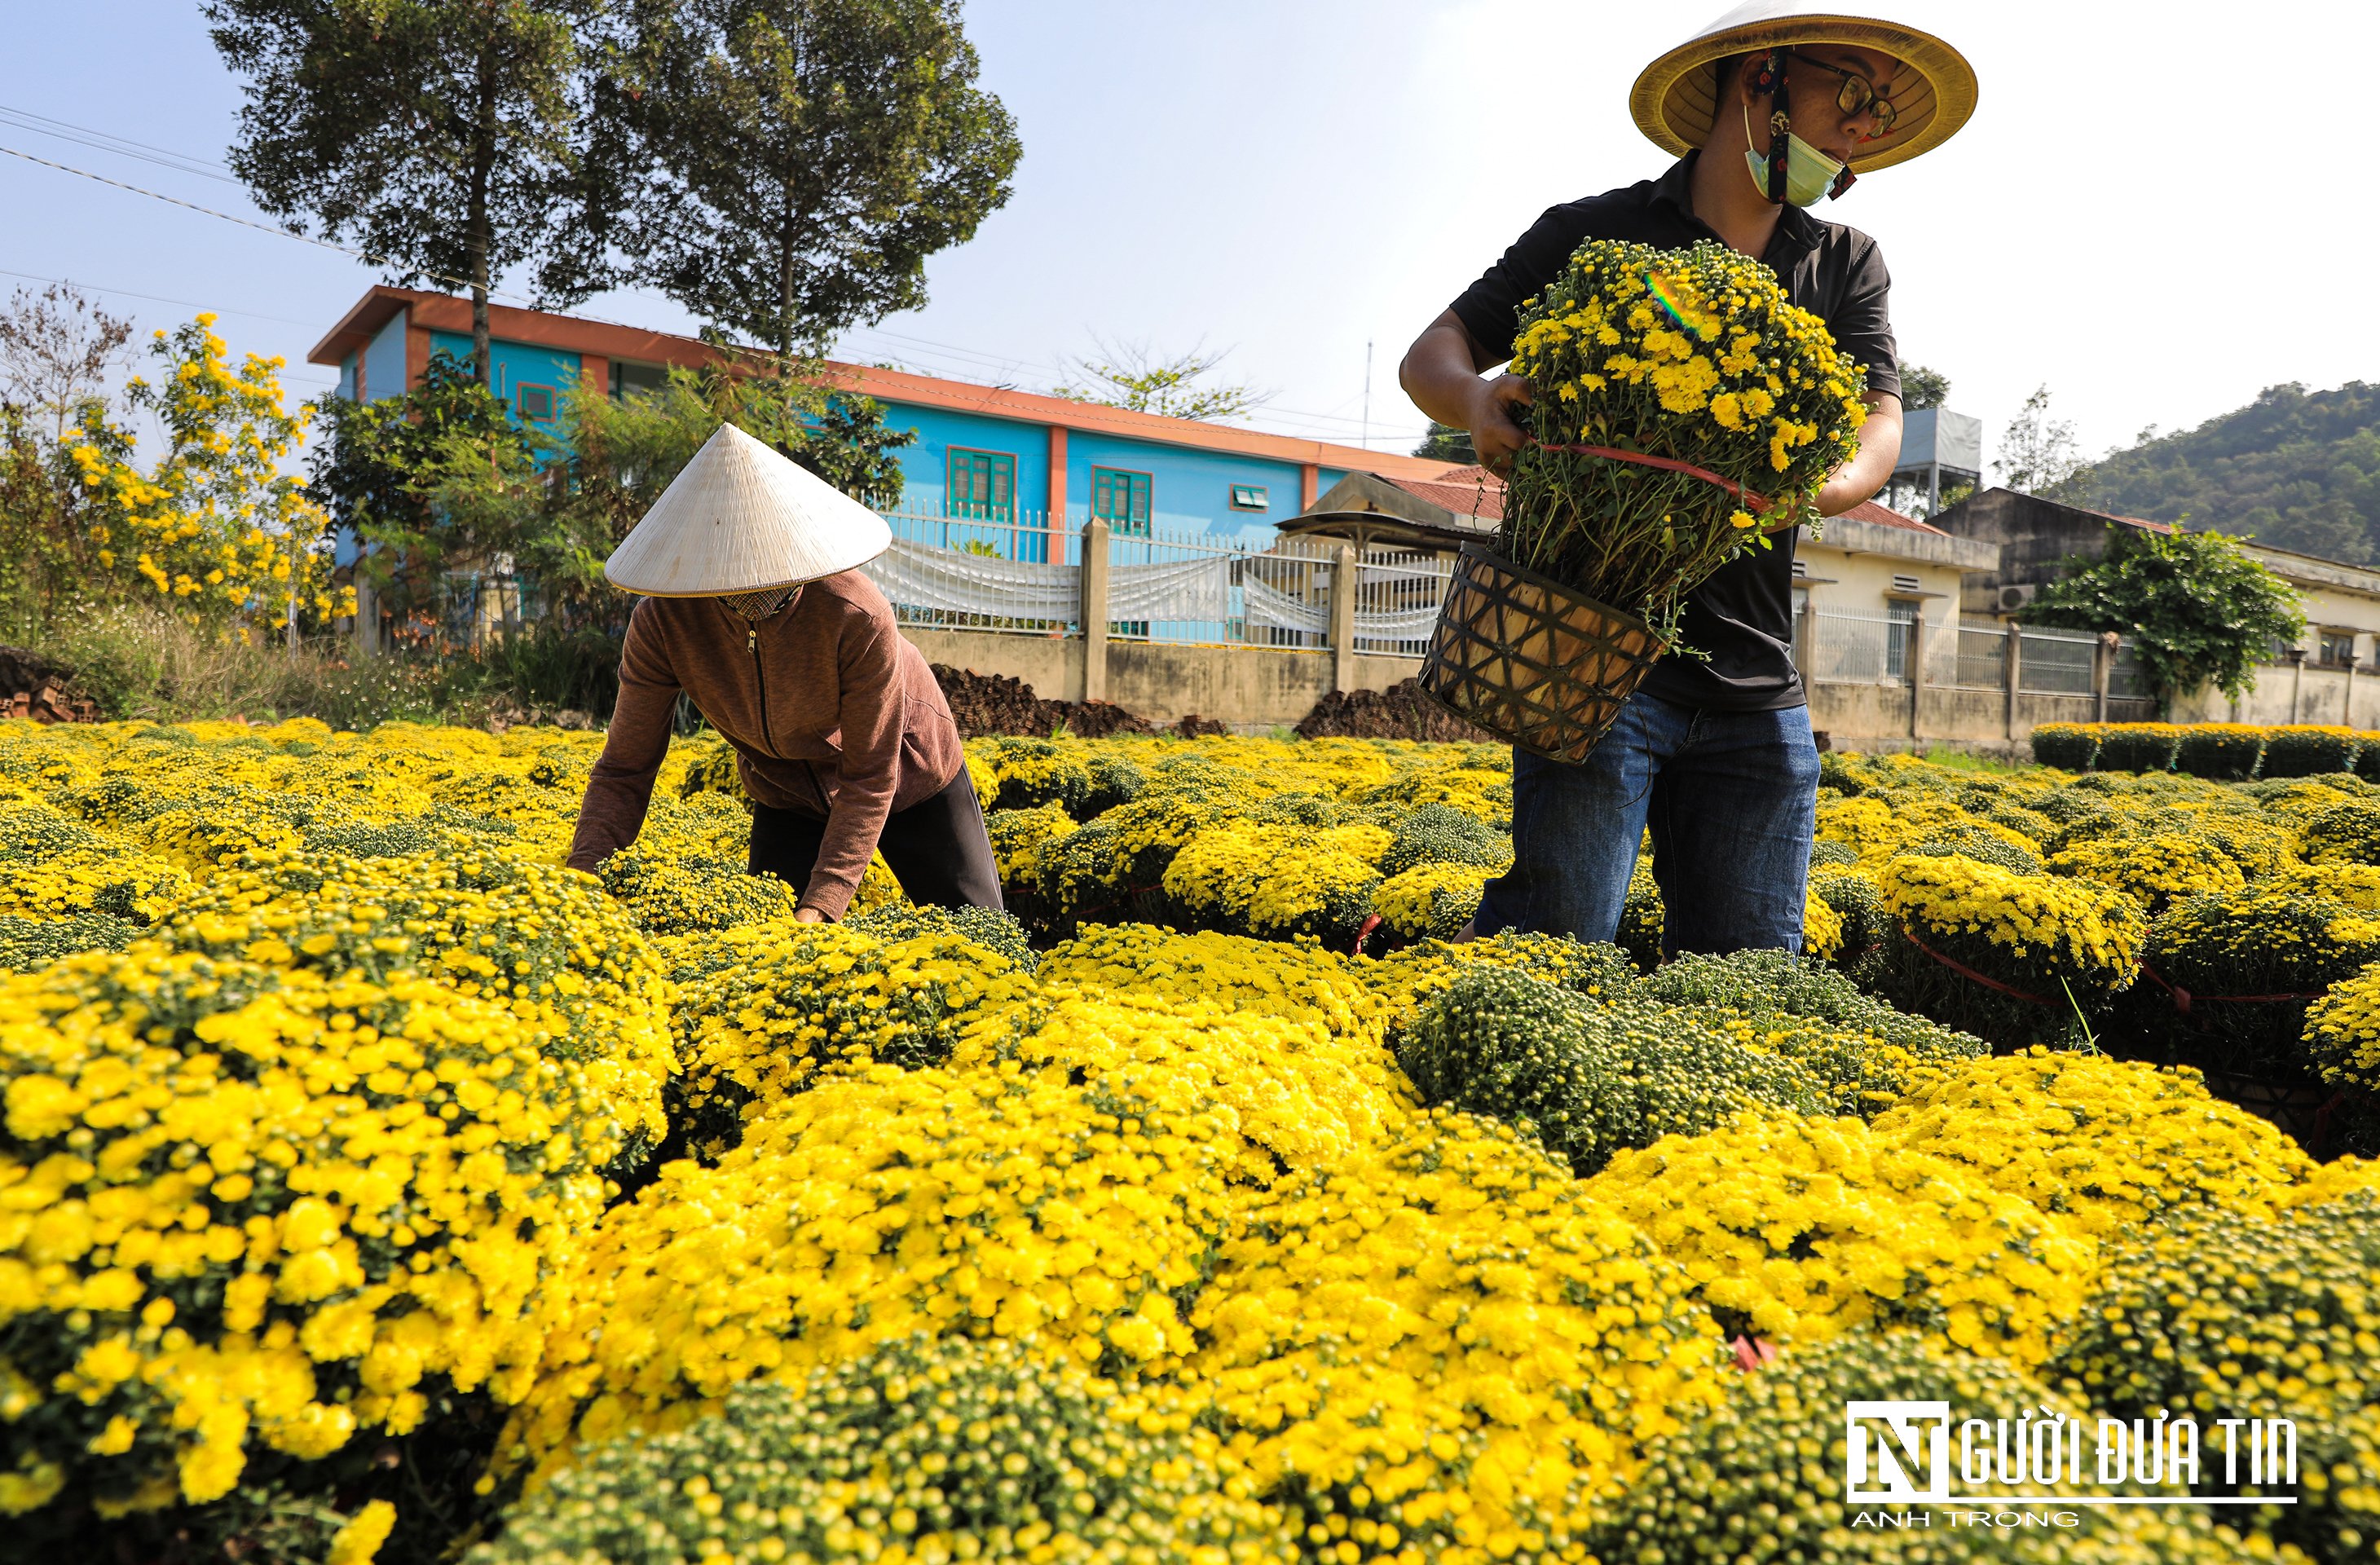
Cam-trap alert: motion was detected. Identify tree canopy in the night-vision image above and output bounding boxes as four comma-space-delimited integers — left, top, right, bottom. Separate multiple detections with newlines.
1054, 339, 1263, 424
2022, 526, 2306, 708
615, 0, 1020, 356
206, 0, 603, 381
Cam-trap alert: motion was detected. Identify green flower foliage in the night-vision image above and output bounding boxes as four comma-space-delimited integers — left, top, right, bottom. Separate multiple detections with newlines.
469, 1336, 1288, 1565
2047, 1189, 2380, 1565
1636, 948, 1986, 1063
848, 899, 1038, 974
1377, 802, 1513, 879
0, 910, 137, 972
1397, 967, 1822, 1176
1593, 1332, 2246, 1564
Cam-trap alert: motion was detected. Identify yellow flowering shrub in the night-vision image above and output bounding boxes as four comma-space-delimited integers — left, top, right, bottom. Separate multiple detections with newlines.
2302, 964, 2380, 1092
1878, 849, 2147, 999
1871, 1050, 2315, 1237
474, 1338, 1295, 1565
956, 990, 1413, 1184
504, 1061, 1238, 1483
1373, 862, 1490, 941
2047, 831, 2250, 913
669, 919, 1039, 1157
1040, 923, 1387, 1043
1584, 1111, 2098, 1367
1162, 822, 1382, 944
154, 846, 674, 1159
0, 951, 617, 1515
1191, 1111, 1728, 1561
985, 801, 1076, 894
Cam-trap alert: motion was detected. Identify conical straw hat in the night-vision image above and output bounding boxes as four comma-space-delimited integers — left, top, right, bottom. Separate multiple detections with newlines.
1631, 2, 1977, 175
603, 421, 892, 596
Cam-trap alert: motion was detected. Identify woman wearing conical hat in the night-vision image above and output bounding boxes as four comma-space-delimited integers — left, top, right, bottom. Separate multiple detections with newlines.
566, 423, 998, 922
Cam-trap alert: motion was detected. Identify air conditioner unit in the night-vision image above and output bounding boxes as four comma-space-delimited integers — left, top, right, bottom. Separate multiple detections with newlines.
1998, 583, 2039, 613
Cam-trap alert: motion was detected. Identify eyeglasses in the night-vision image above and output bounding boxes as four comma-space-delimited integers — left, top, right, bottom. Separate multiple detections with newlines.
1790, 51, 1898, 134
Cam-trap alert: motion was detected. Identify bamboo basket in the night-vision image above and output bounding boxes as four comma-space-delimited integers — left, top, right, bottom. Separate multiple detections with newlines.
1417, 543, 1664, 765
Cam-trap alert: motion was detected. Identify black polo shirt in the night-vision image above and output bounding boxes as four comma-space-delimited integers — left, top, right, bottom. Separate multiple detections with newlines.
1450, 151, 1900, 713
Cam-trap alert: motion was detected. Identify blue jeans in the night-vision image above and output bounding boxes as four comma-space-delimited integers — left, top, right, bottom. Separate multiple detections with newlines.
1472, 690, 1821, 955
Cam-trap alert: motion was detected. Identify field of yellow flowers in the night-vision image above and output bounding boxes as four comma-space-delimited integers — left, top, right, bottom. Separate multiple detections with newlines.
7, 716, 2380, 1565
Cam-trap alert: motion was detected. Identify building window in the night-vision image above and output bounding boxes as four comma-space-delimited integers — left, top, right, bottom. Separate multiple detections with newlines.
948, 448, 1017, 522
1884, 598, 1919, 681
1229, 483, 1268, 512
2320, 629, 2360, 668
610, 360, 669, 402
1091, 467, 1153, 535
518, 384, 556, 421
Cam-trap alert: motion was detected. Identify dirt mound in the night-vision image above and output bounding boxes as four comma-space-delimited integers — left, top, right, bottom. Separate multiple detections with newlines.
1296, 678, 1495, 743
930, 665, 1156, 739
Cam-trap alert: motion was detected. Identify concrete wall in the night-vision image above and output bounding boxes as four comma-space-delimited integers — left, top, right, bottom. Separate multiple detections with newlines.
901, 626, 1420, 728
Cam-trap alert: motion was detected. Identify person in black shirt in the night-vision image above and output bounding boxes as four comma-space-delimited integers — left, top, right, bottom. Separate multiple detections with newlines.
1399, 2, 1977, 954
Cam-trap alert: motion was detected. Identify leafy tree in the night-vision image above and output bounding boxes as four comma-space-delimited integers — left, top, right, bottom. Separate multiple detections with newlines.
1994, 384, 2087, 496
2022, 526, 2306, 708
416, 357, 911, 628
1899, 363, 1950, 411
1055, 338, 1264, 423
615, 0, 1021, 356
205, 0, 603, 381
2056, 381, 2380, 565
1414, 421, 1477, 463
0, 283, 134, 439
311, 350, 536, 624
64, 316, 348, 633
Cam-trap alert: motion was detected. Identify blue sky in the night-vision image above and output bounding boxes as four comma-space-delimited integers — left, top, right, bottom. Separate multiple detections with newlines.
4, 0, 2375, 475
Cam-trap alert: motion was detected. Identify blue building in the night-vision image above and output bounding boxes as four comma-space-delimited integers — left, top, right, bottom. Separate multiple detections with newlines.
310, 286, 1465, 560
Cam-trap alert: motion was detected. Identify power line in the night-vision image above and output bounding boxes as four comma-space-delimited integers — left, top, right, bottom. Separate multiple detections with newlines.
3, 139, 1421, 444
0, 104, 240, 185
0, 264, 325, 330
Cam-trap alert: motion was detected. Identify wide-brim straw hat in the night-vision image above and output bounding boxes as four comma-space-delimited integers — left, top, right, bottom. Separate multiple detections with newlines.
1631, 2, 1977, 174
603, 421, 892, 596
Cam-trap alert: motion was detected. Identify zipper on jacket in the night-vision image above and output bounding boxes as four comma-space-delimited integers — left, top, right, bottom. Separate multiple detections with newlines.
747, 624, 775, 757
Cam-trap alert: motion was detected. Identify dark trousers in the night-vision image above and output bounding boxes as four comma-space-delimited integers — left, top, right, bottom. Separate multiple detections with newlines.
747, 767, 1004, 914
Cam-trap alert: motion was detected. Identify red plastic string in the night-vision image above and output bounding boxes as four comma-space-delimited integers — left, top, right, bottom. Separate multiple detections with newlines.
1352, 913, 1385, 958
1529, 440, 1776, 514
1901, 929, 2056, 1006
2138, 962, 2325, 1018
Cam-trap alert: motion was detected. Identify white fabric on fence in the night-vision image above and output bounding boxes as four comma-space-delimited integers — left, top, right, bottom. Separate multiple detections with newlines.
1244, 571, 1446, 641
861, 537, 1078, 622
1351, 587, 1447, 643
1110, 556, 1230, 623
1243, 574, 1329, 636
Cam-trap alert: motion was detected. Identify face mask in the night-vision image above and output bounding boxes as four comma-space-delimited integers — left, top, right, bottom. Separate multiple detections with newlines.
1743, 102, 1844, 208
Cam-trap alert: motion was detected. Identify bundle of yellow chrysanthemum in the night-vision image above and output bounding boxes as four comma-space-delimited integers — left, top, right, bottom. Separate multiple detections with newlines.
0, 950, 618, 1518
1501, 237, 1869, 639
1584, 1109, 2099, 1368
954, 988, 1413, 1184
500, 1060, 1239, 1485
668, 918, 1038, 1157
1870, 1049, 2315, 1237
1190, 1110, 1727, 1563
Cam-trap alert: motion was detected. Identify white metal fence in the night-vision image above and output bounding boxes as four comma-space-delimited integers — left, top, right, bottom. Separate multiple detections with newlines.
1953, 624, 2008, 690
858, 516, 1457, 658
2017, 626, 2099, 696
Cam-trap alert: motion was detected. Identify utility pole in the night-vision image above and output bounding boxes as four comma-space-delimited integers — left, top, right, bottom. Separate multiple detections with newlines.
1362, 340, 1373, 449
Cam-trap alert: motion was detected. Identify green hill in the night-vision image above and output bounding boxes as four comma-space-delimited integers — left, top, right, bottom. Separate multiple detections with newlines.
2056, 381, 2380, 564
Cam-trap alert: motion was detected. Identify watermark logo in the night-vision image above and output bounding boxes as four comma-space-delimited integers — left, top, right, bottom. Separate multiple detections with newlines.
1845, 1400, 1951, 1504
1840, 1400, 2299, 1531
